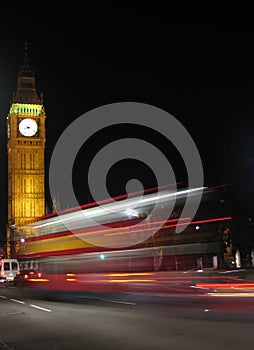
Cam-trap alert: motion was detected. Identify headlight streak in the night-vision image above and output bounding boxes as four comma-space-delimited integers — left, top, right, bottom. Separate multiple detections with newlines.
33, 187, 205, 231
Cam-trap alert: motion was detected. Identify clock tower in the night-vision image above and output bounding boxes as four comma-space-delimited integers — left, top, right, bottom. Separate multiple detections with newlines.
7, 41, 46, 257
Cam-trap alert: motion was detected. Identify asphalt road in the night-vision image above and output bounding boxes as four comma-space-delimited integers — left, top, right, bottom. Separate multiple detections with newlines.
1, 282, 254, 350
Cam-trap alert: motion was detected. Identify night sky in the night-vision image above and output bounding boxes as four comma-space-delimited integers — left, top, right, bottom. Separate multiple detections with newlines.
0, 4, 254, 243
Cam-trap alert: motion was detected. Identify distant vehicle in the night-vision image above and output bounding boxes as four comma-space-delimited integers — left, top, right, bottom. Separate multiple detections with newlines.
0, 258, 20, 282
13, 269, 42, 286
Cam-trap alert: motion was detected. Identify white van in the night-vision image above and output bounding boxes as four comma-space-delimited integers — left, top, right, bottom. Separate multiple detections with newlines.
0, 259, 20, 282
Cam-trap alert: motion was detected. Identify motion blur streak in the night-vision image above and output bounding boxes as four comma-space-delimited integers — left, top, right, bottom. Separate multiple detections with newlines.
22, 270, 251, 296
40, 182, 182, 220
107, 273, 153, 277
196, 282, 254, 289
109, 279, 155, 283
207, 293, 254, 297
16, 185, 238, 295
105, 216, 231, 237
28, 279, 49, 282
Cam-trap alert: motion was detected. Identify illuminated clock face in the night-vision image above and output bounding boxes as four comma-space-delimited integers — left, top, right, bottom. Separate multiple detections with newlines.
19, 118, 38, 137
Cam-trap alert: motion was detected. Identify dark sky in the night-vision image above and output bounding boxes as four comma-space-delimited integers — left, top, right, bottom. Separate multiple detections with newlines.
0, 4, 254, 242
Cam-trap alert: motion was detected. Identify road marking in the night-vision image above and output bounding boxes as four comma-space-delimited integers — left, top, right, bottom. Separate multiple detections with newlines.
30, 304, 52, 312
10, 299, 25, 304
0, 295, 7, 299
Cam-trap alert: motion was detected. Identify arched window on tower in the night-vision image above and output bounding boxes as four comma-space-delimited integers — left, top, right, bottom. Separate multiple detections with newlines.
21, 202, 26, 217
21, 153, 26, 170
29, 154, 35, 169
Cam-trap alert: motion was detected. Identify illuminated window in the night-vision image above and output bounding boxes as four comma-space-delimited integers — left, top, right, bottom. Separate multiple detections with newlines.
21, 153, 26, 169
29, 154, 35, 169
21, 178, 27, 193
21, 202, 26, 217
29, 178, 34, 193
30, 202, 35, 217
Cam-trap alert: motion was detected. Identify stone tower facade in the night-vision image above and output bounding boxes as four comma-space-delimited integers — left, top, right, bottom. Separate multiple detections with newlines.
7, 41, 46, 256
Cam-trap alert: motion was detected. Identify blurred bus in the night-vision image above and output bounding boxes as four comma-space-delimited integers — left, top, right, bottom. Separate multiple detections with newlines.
16, 186, 233, 279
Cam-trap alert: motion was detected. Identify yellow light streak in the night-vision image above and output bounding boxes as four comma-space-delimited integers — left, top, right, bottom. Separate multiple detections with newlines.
207, 292, 254, 297
28, 278, 49, 282
107, 272, 153, 277
109, 279, 155, 283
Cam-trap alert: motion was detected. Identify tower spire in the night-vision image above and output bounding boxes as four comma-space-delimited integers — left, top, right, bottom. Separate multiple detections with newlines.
12, 38, 41, 104
18, 37, 34, 77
